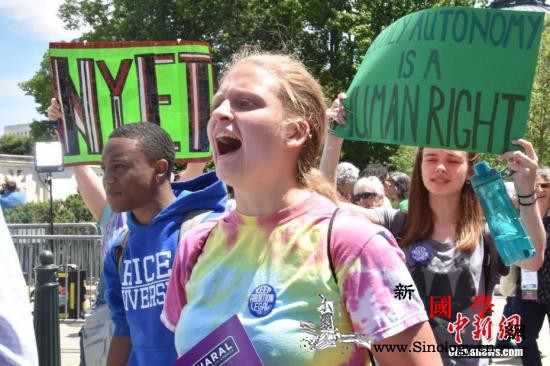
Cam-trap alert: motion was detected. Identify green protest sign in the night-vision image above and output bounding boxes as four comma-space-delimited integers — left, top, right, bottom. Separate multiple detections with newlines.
334, 7, 544, 154
49, 41, 213, 165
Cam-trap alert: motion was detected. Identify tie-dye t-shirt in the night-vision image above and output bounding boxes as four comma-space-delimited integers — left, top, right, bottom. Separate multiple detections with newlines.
162, 193, 427, 365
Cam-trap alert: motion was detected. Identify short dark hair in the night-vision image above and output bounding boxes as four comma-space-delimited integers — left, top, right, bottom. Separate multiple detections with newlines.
360, 163, 388, 182
109, 122, 175, 177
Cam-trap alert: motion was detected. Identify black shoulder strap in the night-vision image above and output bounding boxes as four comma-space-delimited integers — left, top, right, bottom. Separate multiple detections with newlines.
327, 208, 340, 284
115, 230, 130, 278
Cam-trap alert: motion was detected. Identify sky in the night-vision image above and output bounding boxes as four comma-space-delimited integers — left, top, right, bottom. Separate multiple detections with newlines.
0, 0, 83, 134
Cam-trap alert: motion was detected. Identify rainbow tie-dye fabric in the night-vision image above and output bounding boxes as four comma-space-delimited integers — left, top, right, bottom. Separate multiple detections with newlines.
162, 193, 427, 365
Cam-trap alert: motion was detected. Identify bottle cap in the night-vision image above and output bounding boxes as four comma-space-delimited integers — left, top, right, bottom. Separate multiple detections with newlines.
474, 161, 491, 176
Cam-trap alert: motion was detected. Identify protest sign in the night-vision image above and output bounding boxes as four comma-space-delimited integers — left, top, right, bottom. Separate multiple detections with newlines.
333, 7, 544, 154
49, 40, 213, 165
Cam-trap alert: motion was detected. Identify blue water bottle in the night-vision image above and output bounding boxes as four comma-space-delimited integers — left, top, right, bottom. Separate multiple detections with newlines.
471, 161, 535, 266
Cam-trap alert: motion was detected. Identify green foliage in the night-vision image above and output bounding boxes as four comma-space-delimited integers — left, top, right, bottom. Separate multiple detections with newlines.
0, 121, 57, 156
524, 18, 550, 167
18, 53, 53, 117
477, 152, 508, 174
388, 145, 417, 175
4, 194, 94, 224
340, 140, 400, 171
30, 120, 58, 141
0, 135, 32, 155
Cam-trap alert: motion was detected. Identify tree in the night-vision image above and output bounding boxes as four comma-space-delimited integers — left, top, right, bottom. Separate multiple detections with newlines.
18, 53, 53, 117
525, 18, 549, 166
388, 146, 416, 175
30, 120, 58, 142
24, 0, 495, 168
4, 194, 94, 223
0, 135, 32, 155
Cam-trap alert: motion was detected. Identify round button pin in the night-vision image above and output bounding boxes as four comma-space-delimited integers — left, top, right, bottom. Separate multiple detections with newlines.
410, 245, 432, 265
248, 284, 277, 317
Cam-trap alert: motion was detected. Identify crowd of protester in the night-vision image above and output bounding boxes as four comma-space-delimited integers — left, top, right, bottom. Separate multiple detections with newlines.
1, 50, 548, 366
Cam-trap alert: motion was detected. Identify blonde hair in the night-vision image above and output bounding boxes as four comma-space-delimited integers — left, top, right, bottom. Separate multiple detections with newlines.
222, 51, 336, 201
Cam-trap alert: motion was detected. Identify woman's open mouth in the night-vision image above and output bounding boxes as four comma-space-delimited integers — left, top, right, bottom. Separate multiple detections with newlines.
216, 132, 242, 156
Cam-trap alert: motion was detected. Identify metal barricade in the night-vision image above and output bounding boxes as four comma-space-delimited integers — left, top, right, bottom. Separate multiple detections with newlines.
9, 223, 100, 282
11, 228, 102, 318
12, 233, 102, 285
8, 222, 99, 236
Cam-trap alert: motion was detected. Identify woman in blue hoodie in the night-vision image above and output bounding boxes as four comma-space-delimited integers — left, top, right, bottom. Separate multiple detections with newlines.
101, 122, 227, 366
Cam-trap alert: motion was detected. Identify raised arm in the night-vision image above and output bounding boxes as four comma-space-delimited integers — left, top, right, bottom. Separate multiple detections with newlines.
338, 201, 381, 224
320, 135, 344, 186
319, 93, 346, 185
48, 98, 107, 220
73, 165, 106, 221
502, 139, 546, 271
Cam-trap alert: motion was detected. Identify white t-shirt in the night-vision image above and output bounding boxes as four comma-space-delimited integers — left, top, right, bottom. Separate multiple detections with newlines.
0, 209, 38, 366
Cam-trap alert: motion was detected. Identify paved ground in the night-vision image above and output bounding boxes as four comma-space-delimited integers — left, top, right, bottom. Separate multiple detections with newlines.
60, 320, 83, 366
59, 295, 549, 366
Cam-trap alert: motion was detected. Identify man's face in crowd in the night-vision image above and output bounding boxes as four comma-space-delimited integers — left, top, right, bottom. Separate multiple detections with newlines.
101, 137, 158, 213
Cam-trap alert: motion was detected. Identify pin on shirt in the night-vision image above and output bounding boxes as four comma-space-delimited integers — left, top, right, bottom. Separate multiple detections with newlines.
248, 284, 277, 318
410, 245, 432, 265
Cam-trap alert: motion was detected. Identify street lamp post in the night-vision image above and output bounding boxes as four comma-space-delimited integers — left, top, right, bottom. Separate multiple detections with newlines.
34, 141, 64, 251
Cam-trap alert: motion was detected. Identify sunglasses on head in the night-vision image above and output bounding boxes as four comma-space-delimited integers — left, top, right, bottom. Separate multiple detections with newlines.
538, 183, 549, 189
353, 192, 378, 202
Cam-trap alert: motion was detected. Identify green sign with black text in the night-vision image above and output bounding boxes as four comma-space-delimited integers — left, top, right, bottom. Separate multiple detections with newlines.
333, 7, 544, 154
49, 41, 213, 165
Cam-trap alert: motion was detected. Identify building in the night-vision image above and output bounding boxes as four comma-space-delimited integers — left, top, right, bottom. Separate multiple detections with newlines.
4, 123, 32, 138
0, 154, 101, 203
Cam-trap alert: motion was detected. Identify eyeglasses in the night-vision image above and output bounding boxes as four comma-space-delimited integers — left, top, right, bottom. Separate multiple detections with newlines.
537, 183, 549, 189
353, 192, 378, 202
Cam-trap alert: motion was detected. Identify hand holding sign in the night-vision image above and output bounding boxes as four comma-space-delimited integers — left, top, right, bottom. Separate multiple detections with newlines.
327, 92, 347, 127
501, 139, 539, 197
47, 98, 62, 121
332, 7, 544, 154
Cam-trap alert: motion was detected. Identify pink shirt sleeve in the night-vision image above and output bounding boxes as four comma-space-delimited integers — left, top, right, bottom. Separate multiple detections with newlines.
161, 221, 217, 332
330, 210, 428, 342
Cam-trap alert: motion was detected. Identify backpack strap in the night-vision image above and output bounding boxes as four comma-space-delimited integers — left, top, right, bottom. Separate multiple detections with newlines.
327, 208, 339, 284
115, 230, 130, 276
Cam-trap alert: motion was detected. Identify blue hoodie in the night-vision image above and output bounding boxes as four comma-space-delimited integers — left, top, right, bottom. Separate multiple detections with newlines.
103, 171, 226, 366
